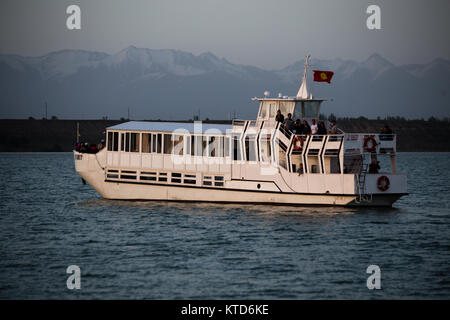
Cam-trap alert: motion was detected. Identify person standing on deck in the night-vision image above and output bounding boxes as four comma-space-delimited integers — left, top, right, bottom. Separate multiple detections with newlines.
284, 113, 294, 131
369, 159, 380, 174
311, 119, 318, 134
329, 120, 338, 134
275, 110, 284, 123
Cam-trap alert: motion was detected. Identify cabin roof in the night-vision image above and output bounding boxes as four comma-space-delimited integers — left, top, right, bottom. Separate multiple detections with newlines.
107, 121, 232, 134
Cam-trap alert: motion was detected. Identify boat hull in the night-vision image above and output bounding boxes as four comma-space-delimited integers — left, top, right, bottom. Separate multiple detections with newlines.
99, 179, 404, 207
75, 151, 405, 207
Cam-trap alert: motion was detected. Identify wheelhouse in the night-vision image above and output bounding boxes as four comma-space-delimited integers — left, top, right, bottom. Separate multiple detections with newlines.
256, 98, 324, 122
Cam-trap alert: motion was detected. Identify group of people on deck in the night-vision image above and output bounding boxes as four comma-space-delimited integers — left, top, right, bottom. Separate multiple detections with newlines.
74, 140, 104, 154
275, 110, 338, 135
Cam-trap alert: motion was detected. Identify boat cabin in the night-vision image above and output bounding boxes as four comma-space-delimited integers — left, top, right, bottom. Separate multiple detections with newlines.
256, 98, 323, 122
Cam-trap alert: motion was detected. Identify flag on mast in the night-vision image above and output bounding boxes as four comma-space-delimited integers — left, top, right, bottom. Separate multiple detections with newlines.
313, 70, 334, 83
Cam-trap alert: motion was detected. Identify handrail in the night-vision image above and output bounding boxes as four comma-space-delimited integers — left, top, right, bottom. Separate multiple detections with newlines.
278, 124, 292, 139
344, 133, 396, 138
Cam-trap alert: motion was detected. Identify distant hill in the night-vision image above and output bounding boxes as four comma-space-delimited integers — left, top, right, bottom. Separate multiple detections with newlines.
0, 47, 449, 120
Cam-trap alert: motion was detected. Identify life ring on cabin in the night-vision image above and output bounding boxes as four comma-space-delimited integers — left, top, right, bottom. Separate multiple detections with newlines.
293, 135, 303, 151
377, 175, 390, 191
363, 136, 377, 152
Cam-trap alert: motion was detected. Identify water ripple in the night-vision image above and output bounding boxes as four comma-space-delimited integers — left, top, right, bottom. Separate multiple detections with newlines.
0, 152, 449, 299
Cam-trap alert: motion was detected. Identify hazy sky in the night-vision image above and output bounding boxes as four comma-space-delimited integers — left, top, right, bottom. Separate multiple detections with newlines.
0, 0, 449, 68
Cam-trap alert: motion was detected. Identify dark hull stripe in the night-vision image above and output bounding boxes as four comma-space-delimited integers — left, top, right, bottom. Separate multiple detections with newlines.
104, 179, 408, 197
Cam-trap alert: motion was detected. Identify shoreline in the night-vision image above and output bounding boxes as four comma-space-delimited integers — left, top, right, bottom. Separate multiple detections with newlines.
1, 119, 449, 152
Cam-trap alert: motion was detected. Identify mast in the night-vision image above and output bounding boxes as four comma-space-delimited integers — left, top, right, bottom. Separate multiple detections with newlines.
296, 55, 310, 99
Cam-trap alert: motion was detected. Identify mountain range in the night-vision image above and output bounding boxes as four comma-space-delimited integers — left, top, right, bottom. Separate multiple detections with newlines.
0, 46, 448, 120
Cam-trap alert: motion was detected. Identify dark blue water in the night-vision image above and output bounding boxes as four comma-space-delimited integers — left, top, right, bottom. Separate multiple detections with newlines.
0, 152, 449, 299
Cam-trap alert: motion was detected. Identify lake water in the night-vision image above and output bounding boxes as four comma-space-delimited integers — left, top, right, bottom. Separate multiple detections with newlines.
0, 152, 449, 299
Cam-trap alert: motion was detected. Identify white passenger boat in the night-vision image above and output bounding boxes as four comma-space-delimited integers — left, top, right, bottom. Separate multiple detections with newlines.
74, 58, 407, 206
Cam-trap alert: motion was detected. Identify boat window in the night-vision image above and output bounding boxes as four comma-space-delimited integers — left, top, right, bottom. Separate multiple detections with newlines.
140, 171, 157, 181
130, 133, 140, 152
140, 176, 156, 181
190, 135, 195, 156
259, 103, 267, 119
279, 101, 294, 116
269, 102, 277, 118
217, 137, 224, 158
173, 135, 183, 155
232, 136, 242, 161
203, 175, 212, 186
157, 134, 162, 153
125, 133, 130, 152
158, 172, 167, 182
245, 135, 257, 161
151, 134, 156, 153
303, 101, 320, 118
113, 132, 118, 151
293, 102, 302, 120
163, 134, 173, 154
171, 172, 182, 183
120, 170, 136, 179
307, 152, 321, 173
107, 132, 113, 151
214, 176, 224, 186
278, 149, 287, 169
329, 157, 341, 174
208, 136, 218, 157
260, 134, 271, 163
185, 136, 191, 155
275, 139, 287, 169
184, 174, 197, 184
120, 133, 125, 151
194, 136, 203, 156
142, 133, 151, 153
225, 137, 230, 158
202, 136, 207, 157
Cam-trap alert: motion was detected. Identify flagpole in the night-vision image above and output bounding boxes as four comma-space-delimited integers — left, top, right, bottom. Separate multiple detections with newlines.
305, 55, 311, 99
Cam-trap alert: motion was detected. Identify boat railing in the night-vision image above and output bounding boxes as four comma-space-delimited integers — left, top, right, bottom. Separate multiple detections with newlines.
247, 120, 258, 127
278, 123, 293, 140
343, 133, 397, 154
311, 135, 324, 142
379, 134, 395, 141
328, 135, 344, 142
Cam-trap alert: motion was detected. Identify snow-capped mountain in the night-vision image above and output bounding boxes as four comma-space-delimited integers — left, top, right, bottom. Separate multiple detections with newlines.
0, 47, 448, 120
0, 46, 258, 80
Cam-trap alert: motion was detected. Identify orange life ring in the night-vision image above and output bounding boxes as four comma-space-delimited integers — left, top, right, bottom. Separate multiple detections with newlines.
293, 135, 303, 151
363, 136, 377, 152
377, 175, 390, 191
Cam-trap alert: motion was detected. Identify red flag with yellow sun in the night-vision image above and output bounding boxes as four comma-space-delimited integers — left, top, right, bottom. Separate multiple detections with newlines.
313, 70, 334, 83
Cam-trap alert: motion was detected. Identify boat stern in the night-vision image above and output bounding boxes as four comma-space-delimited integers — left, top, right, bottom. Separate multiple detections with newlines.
73, 149, 107, 196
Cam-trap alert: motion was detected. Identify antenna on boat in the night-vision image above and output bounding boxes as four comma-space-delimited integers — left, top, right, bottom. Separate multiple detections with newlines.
296, 55, 310, 99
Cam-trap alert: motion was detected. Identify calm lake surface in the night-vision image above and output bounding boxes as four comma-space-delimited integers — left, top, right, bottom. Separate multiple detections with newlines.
0, 152, 449, 299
